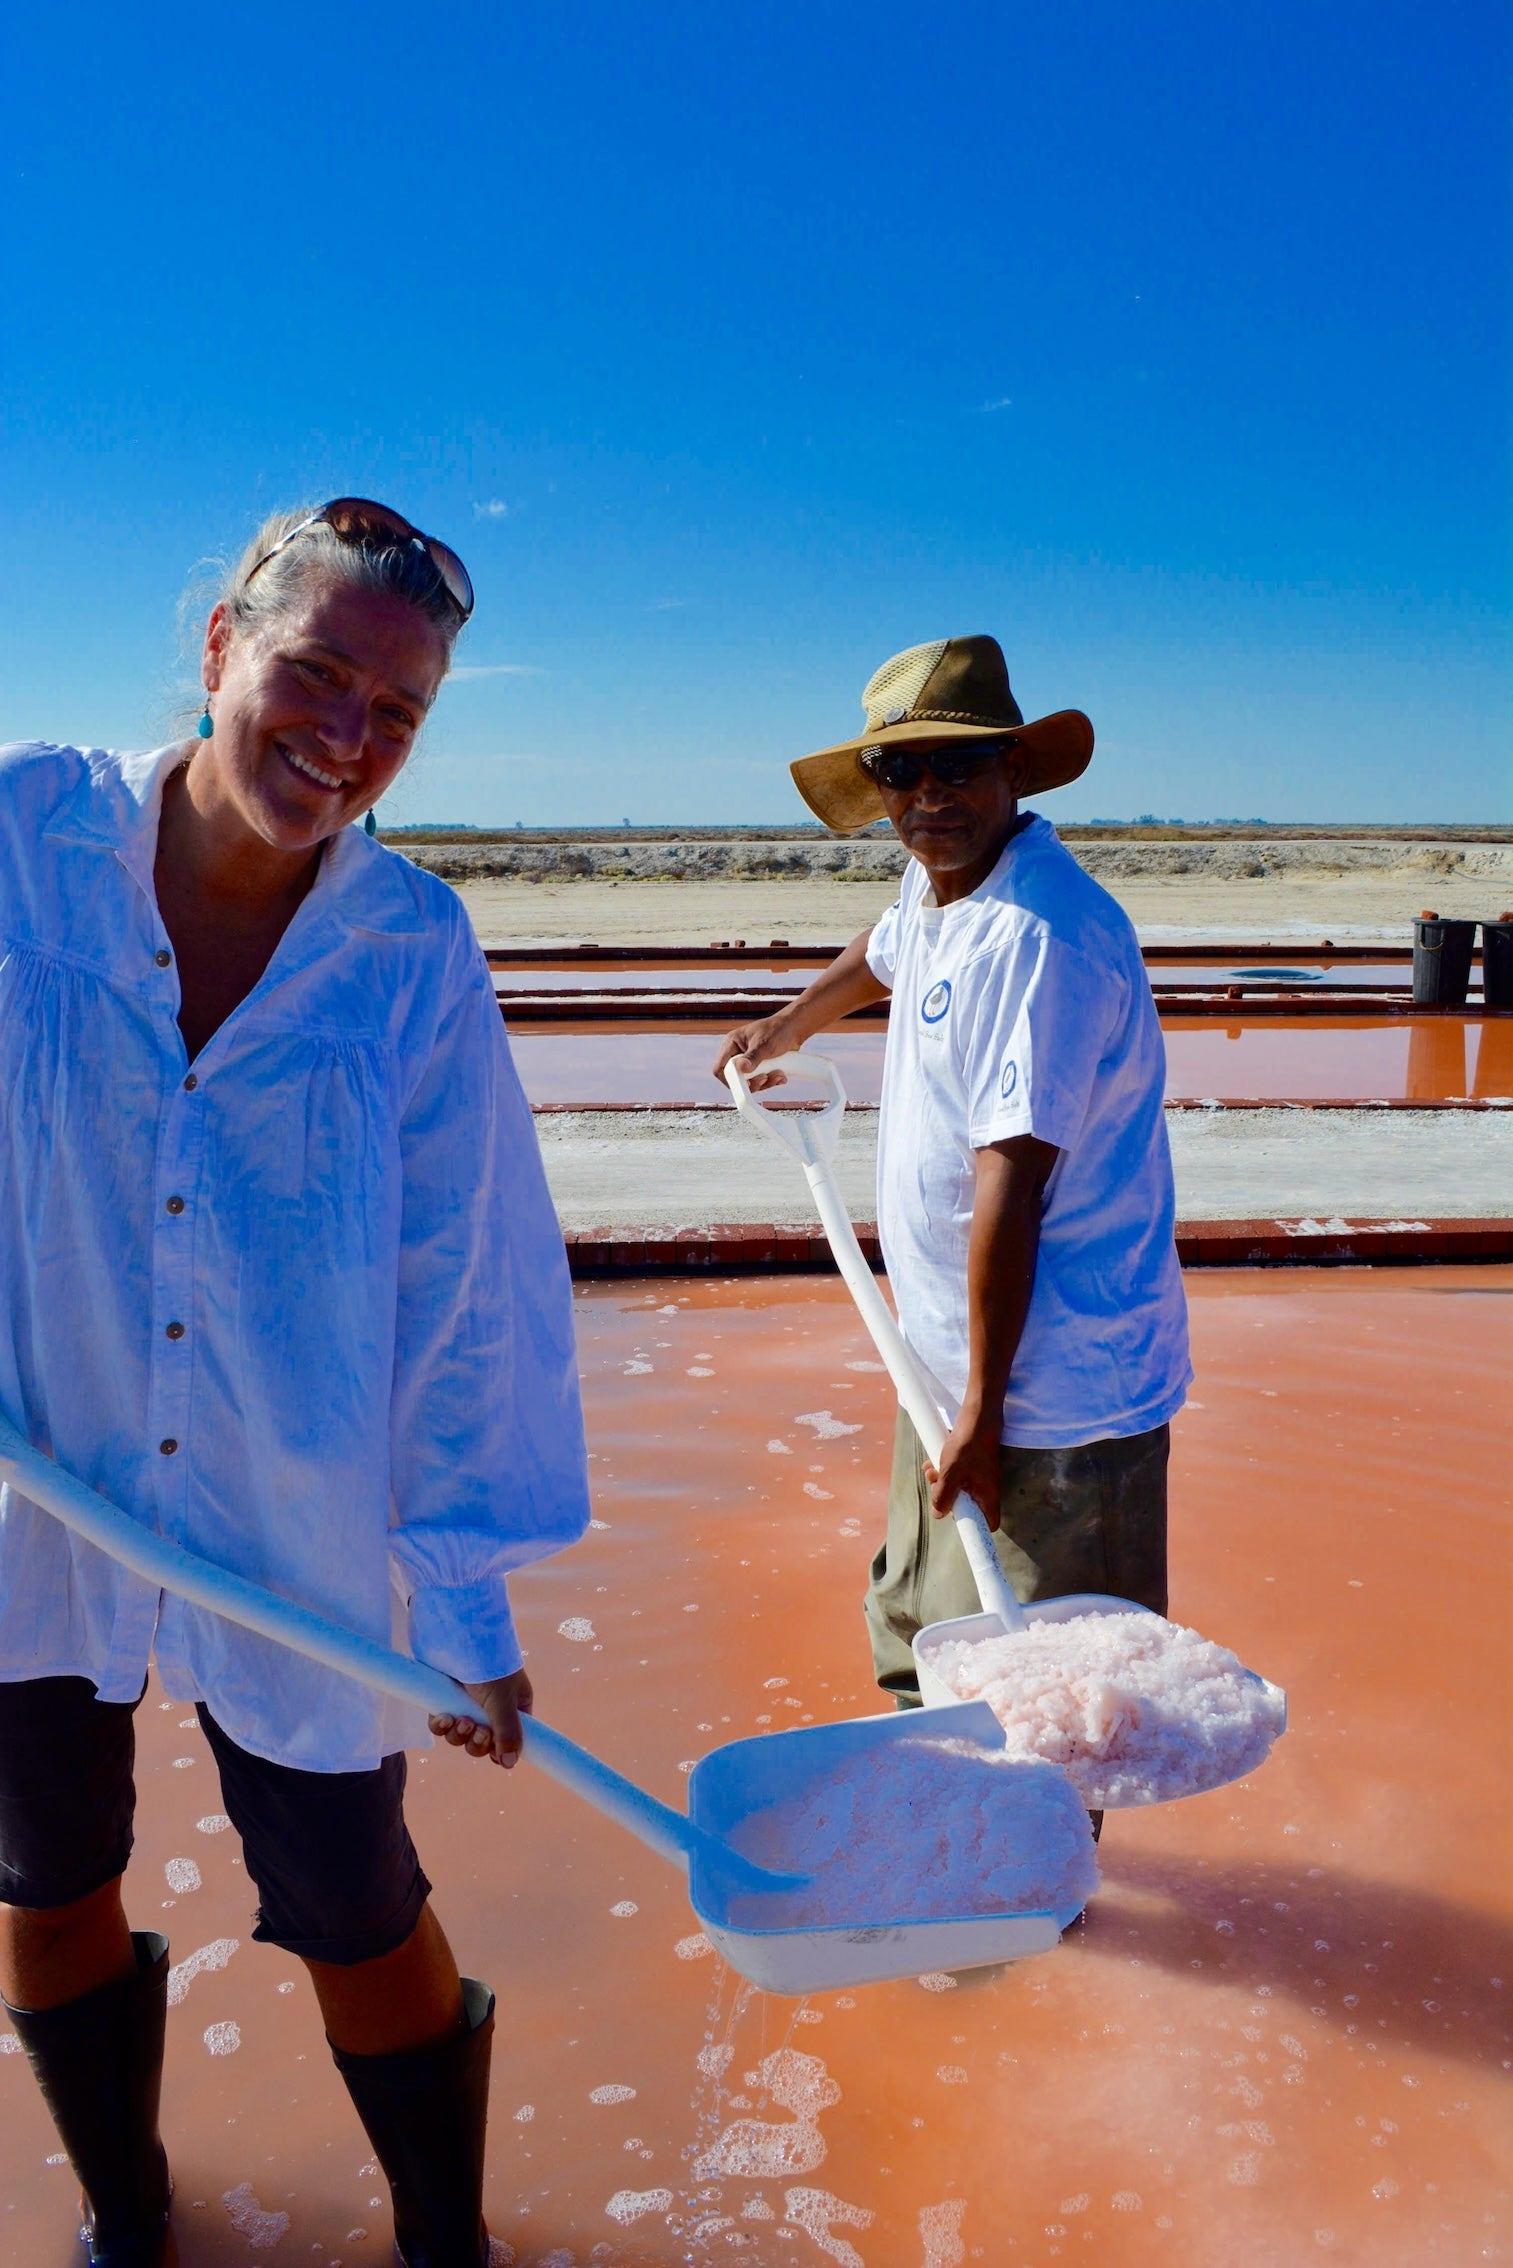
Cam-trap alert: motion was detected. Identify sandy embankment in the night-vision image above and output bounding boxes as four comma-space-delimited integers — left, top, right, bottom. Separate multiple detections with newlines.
406, 837, 1513, 948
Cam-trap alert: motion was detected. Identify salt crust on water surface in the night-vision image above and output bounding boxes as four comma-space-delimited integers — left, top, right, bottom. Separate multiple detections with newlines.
606, 2187, 674, 2225
167, 1937, 239, 2004
727, 1735, 1097, 1928
221, 2182, 289, 2248
934, 1612, 1285, 1806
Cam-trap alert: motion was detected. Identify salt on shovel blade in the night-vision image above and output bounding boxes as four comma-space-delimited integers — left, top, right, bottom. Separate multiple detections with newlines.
913, 1600, 1288, 1808
686, 1703, 1070, 1996
914, 1598, 1161, 1712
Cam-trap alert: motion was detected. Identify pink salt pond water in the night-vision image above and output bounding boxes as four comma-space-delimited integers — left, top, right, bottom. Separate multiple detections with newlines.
2, 1267, 1508, 2264
508, 1015, 1513, 1106
928, 1614, 1287, 1808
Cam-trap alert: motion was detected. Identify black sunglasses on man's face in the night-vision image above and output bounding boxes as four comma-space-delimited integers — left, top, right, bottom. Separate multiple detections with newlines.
858, 738, 1021, 793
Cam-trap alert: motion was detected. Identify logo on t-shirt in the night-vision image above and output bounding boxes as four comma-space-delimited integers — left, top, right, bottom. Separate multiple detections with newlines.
1000, 1056, 1019, 1099
921, 979, 952, 1024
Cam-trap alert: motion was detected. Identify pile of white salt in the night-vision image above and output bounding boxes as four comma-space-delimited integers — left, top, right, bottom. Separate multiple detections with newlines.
726, 1734, 1098, 1929
930, 1612, 1285, 1807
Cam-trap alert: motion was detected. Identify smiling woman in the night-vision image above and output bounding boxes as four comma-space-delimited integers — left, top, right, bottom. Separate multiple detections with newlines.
159, 503, 469, 1055
0, 501, 590, 2268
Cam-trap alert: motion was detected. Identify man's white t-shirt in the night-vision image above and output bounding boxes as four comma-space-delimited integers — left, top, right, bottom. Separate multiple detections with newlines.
866, 813, 1191, 1450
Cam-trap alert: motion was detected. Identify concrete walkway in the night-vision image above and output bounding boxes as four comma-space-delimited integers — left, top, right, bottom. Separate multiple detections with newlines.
535, 1105, 1513, 1231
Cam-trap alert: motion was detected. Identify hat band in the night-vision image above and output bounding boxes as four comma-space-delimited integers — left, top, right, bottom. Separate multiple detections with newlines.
862, 704, 1023, 732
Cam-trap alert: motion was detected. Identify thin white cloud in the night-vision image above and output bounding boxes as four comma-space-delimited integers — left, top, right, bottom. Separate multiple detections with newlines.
472, 499, 510, 519
652, 597, 685, 611
448, 663, 544, 681
980, 397, 1014, 412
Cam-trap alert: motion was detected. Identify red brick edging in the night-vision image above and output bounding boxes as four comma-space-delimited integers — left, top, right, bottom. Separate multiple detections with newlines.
563, 1217, 1513, 1277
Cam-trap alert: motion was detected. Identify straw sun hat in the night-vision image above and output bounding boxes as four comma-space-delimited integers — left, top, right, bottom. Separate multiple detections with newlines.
790, 634, 1093, 835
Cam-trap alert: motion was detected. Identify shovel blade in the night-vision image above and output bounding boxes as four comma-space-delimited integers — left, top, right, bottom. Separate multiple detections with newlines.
684, 1703, 1077, 1995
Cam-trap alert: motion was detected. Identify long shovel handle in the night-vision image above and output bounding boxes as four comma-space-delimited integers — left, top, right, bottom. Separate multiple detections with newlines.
726, 1056, 1026, 1632
0, 1415, 798, 1896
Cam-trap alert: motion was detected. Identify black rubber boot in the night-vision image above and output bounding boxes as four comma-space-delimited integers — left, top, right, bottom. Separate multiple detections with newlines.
3, 1931, 173, 2267
330, 1976, 495, 2268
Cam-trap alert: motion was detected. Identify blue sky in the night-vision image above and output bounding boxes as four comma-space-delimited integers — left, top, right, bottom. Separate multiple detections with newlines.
2, 1, 1507, 824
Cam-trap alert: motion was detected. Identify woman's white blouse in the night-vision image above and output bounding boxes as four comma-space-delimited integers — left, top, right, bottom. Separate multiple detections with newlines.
0, 742, 590, 1770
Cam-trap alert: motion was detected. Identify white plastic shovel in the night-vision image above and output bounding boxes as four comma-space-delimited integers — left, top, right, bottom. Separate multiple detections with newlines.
724, 1052, 1164, 1719
0, 1414, 1071, 1992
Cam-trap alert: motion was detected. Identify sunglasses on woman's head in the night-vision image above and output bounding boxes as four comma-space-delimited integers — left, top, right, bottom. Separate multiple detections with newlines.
244, 497, 475, 622
858, 738, 1021, 793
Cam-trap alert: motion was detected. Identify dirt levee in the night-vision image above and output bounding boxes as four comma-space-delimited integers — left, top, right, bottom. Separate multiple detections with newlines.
388, 833, 1512, 947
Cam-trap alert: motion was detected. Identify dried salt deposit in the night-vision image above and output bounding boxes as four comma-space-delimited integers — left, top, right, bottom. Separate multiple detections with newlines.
931, 1613, 1285, 1806
728, 1735, 1097, 1928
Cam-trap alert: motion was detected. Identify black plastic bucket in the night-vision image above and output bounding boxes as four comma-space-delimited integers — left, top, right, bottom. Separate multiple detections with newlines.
1412, 916, 1476, 1006
1482, 917, 1513, 1010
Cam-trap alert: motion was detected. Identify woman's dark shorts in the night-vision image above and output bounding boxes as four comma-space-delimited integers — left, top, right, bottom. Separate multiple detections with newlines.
0, 1676, 430, 1966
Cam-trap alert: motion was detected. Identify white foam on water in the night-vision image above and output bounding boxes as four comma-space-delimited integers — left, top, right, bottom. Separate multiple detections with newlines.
675, 1933, 713, 1960
164, 1857, 201, 1894
609, 1900, 638, 1916
195, 1813, 231, 1834
485, 2239, 516, 2267
203, 2021, 241, 2056
557, 1618, 596, 1642
695, 2048, 839, 2180
171, 1756, 195, 1769
794, 1411, 862, 1439
167, 1938, 239, 2004
0, 2033, 20, 2053
221, 2182, 290, 2248
742, 2196, 776, 2219
917, 1973, 958, 1993
932, 1613, 1285, 1805
513, 2104, 535, 2122
919, 2198, 967, 2267
604, 2187, 673, 2224
784, 2185, 873, 2267
589, 2083, 637, 2104
697, 2043, 735, 2078
767, 1439, 793, 1454
1111, 2190, 1143, 2211
935, 2064, 968, 2085
844, 1361, 885, 1373
728, 1736, 1097, 1928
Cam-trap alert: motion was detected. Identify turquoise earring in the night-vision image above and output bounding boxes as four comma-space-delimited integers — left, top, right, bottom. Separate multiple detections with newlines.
365, 809, 377, 836
197, 701, 214, 740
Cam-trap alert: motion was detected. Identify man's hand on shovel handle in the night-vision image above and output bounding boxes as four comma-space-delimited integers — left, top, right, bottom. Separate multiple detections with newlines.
712, 930, 888, 1091
429, 1668, 534, 1769
925, 1415, 1006, 1532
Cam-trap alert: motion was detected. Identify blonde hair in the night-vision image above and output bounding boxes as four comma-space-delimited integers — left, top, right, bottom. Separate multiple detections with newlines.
221, 505, 466, 658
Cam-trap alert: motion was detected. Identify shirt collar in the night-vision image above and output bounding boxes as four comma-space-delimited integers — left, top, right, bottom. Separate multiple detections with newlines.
43, 744, 427, 939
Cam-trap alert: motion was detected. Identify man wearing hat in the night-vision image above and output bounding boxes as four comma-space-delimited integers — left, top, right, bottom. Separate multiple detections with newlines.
715, 637, 1191, 1737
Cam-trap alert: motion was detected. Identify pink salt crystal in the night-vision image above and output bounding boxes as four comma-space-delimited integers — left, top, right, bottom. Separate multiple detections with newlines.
933, 1613, 1284, 1806
726, 1734, 1097, 1929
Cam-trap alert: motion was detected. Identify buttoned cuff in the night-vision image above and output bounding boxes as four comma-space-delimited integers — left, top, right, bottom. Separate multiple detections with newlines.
406, 1576, 522, 1684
